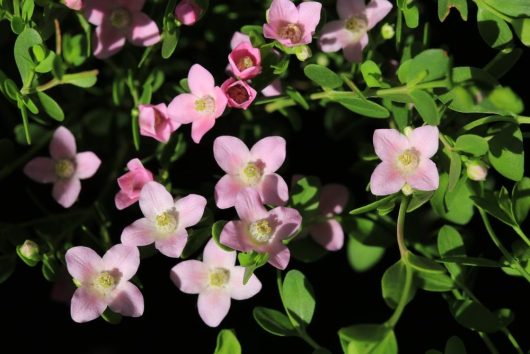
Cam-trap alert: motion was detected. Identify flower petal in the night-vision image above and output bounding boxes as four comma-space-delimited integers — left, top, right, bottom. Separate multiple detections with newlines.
188, 64, 215, 97
75, 152, 101, 179
268, 0, 298, 23
50, 126, 76, 159
155, 229, 188, 258
70, 287, 106, 323
23, 157, 57, 183
213, 136, 250, 174
139, 181, 175, 219
53, 177, 81, 208
198, 290, 231, 327
309, 220, 344, 251
366, 0, 393, 30
128, 12, 161, 46
82, 0, 111, 25
93, 23, 126, 59
170, 260, 209, 294
268, 246, 290, 270
174, 194, 207, 228
337, 0, 366, 19
269, 206, 302, 241
373, 128, 409, 161
230, 31, 251, 49
343, 33, 369, 62
259, 173, 289, 206
121, 218, 156, 247
213, 86, 228, 119
261, 79, 282, 97
250, 136, 286, 173
406, 159, 439, 191
168, 93, 200, 124
65, 246, 102, 282
370, 162, 405, 196
408, 125, 439, 159
109, 282, 144, 317
235, 188, 268, 221
319, 20, 350, 53
102, 244, 140, 281
297, 1, 322, 34
203, 238, 236, 268
220, 221, 253, 252
319, 184, 349, 215
229, 267, 262, 300
191, 117, 216, 144
214, 174, 244, 209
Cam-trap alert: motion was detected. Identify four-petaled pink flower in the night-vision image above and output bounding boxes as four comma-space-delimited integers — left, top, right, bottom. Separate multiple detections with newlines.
84, 0, 161, 59
168, 64, 228, 144
139, 103, 180, 143
175, 0, 203, 26
319, 0, 393, 62
370, 126, 440, 196
24, 126, 101, 208
170, 239, 262, 327
220, 188, 302, 270
65, 244, 144, 323
213, 135, 289, 209
121, 181, 207, 258
228, 42, 262, 80
114, 158, 154, 210
64, 0, 83, 10
263, 0, 322, 47
221, 78, 257, 110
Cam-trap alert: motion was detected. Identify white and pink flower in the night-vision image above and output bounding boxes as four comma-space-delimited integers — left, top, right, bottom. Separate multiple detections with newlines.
170, 239, 262, 327
221, 78, 257, 110
65, 244, 144, 323
175, 0, 203, 26
24, 126, 101, 208
114, 158, 154, 210
139, 103, 180, 143
228, 42, 262, 80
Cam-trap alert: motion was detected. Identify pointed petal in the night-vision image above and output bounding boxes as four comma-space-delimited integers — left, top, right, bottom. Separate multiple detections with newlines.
406, 159, 439, 191
319, 20, 350, 53
258, 173, 289, 206
230, 31, 251, 49
83, 0, 112, 25
70, 287, 106, 323
343, 33, 369, 62
268, 246, 290, 270
319, 184, 349, 215
23, 157, 57, 183
121, 218, 156, 247
65, 246, 101, 282
170, 260, 209, 294
109, 282, 144, 317
220, 221, 253, 252
213, 87, 228, 118
229, 267, 262, 300
129, 12, 161, 46
337, 0, 366, 19
297, 1, 322, 33
213, 136, 250, 174
155, 229, 188, 258
310, 220, 344, 251
268, 0, 298, 23
75, 152, 101, 179
50, 126, 76, 159
102, 244, 140, 281
408, 125, 439, 159
139, 181, 174, 219
235, 188, 268, 221
174, 194, 207, 228
191, 118, 216, 144
168, 93, 200, 124
203, 238, 236, 268
370, 162, 405, 196
214, 174, 244, 209
366, 0, 393, 30
198, 290, 231, 327
188, 64, 215, 97
53, 178, 81, 208
250, 136, 286, 173
373, 128, 409, 161
93, 24, 126, 59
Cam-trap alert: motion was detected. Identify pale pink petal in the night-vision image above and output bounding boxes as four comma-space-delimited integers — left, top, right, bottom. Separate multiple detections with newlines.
408, 126, 439, 159
370, 162, 405, 196
168, 93, 200, 124
297, 1, 322, 33
220, 221, 253, 252
259, 173, 289, 206
102, 244, 140, 281
230, 31, 251, 49
203, 239, 236, 268
268, 246, 290, 270
268, 0, 299, 23
65, 246, 101, 281
235, 188, 268, 221
337, 0, 366, 19
191, 117, 216, 143
198, 290, 231, 327
115, 191, 135, 210
109, 282, 144, 317
128, 12, 161, 46
155, 229, 188, 258
188, 64, 215, 97
121, 218, 156, 246
229, 267, 262, 300
263, 23, 279, 42
139, 181, 174, 219
319, 184, 349, 215
23, 157, 57, 183
75, 152, 101, 179
127, 158, 144, 171
250, 136, 286, 173
64, 0, 83, 11
343, 33, 369, 63
170, 260, 208, 294
70, 287, 106, 323
406, 159, 439, 191
213, 86, 228, 118
50, 126, 76, 159
261, 79, 282, 97
83, 0, 111, 25
174, 194, 207, 228
213, 136, 250, 174
53, 177, 81, 208
373, 128, 409, 161
214, 174, 244, 209
310, 220, 344, 251
366, 0, 393, 30
269, 206, 302, 241
319, 20, 351, 53
93, 24, 126, 59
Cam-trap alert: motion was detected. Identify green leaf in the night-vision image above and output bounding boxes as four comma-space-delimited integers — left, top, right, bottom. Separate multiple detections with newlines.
304, 64, 343, 89
360, 60, 383, 88
332, 94, 390, 118
481, 0, 530, 17
162, 27, 180, 59
3, 79, 19, 101
454, 135, 489, 156
447, 151, 462, 191
482, 87, 524, 115
438, 225, 465, 277
35, 51, 56, 74
14, 28, 42, 86
101, 308, 122, 324
291, 176, 321, 212
477, 8, 513, 49
406, 49, 450, 83
347, 235, 385, 273
290, 237, 327, 263
488, 124, 524, 181
339, 324, 398, 354
435, 175, 474, 225
41, 253, 59, 281
62, 71, 99, 88
253, 307, 296, 337
445, 336, 466, 354
415, 272, 454, 292
451, 299, 507, 332
211, 220, 233, 252
287, 87, 309, 109
21, 0, 35, 21
512, 177, 530, 225
180, 227, 211, 259
407, 190, 434, 212
438, 0, 468, 21
11, 16, 26, 34
381, 260, 415, 309
37, 91, 64, 121
402, 2, 419, 29
406, 252, 446, 274
63, 34, 87, 66
410, 90, 439, 125
512, 18, 530, 46
214, 329, 241, 354
282, 269, 316, 327
0, 254, 16, 284
484, 47, 523, 80
52, 55, 65, 80
471, 193, 517, 227
437, 256, 505, 268
350, 195, 398, 215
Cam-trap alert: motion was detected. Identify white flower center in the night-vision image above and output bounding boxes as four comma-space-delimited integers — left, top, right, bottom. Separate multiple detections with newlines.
194, 95, 215, 115
91, 271, 118, 297
279, 23, 303, 43
240, 162, 263, 186
55, 159, 75, 179
396, 148, 420, 175
345, 15, 368, 41
110, 8, 131, 29
249, 219, 273, 244
209, 267, 230, 288
237, 56, 255, 71
155, 210, 178, 234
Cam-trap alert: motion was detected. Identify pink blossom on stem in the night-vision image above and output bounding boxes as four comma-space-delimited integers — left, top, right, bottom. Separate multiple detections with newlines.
230, 31, 251, 49
228, 42, 262, 80
84, 0, 161, 59
370, 126, 440, 196
175, 0, 203, 26
64, 0, 83, 10
221, 78, 257, 110
319, 0, 393, 62
114, 158, 154, 210
261, 79, 283, 97
170, 239, 262, 327
139, 103, 180, 143
220, 188, 301, 270
168, 64, 228, 143
213, 135, 289, 209
23, 126, 101, 208
263, 0, 322, 47
121, 181, 207, 258
65, 244, 144, 323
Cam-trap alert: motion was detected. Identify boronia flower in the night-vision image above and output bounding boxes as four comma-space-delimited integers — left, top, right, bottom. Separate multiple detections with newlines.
84, 0, 161, 59
114, 158, 154, 210
263, 0, 322, 47
370, 126, 440, 196
121, 181, 207, 258
64, 0, 83, 10
228, 42, 262, 80
170, 239, 262, 327
319, 0, 393, 62
139, 103, 180, 143
65, 244, 144, 323
23, 126, 101, 208
174, 0, 203, 26
466, 160, 488, 181
213, 135, 289, 209
168, 64, 228, 143
221, 78, 257, 110
220, 188, 302, 270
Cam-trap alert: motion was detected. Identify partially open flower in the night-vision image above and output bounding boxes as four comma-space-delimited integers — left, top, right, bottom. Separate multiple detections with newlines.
221, 78, 257, 110
175, 0, 203, 26
64, 0, 83, 10
139, 103, 180, 143
228, 42, 262, 80
114, 158, 154, 210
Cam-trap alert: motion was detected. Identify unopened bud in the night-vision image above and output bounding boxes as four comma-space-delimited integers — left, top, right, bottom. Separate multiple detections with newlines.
401, 183, 413, 196
466, 161, 488, 181
295, 45, 312, 61
381, 23, 395, 40
17, 240, 40, 266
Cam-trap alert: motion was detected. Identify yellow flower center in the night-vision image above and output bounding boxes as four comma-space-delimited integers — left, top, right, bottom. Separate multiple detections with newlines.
209, 267, 230, 288
195, 95, 216, 115
237, 56, 255, 71
110, 8, 131, 29
345, 15, 368, 33
249, 219, 273, 243
55, 159, 75, 179
155, 211, 178, 234
92, 271, 118, 296
396, 148, 420, 175
279, 23, 303, 43
240, 162, 263, 186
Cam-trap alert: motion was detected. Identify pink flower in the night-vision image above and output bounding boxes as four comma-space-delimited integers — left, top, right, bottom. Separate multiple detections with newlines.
221, 78, 257, 110
83, 0, 161, 59
319, 0, 393, 62
261, 79, 283, 97
114, 158, 154, 210
168, 64, 228, 144
138, 103, 179, 143
228, 42, 262, 80
213, 135, 289, 209
170, 239, 262, 327
370, 126, 440, 196
65, 244, 144, 323
230, 31, 251, 49
175, 0, 203, 26
220, 188, 301, 270
121, 181, 207, 258
65, 0, 83, 10
263, 0, 322, 47
23, 126, 101, 208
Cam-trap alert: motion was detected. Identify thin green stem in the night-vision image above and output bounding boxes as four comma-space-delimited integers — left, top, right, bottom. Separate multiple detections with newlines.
386, 264, 413, 328
501, 328, 524, 354
479, 333, 501, 354
340, 73, 366, 101
20, 70, 99, 94
396, 195, 410, 257
513, 226, 530, 248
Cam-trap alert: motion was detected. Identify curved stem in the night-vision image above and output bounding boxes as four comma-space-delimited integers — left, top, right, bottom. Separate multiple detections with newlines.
396, 195, 410, 257
501, 328, 524, 354
386, 264, 413, 328
512, 226, 530, 248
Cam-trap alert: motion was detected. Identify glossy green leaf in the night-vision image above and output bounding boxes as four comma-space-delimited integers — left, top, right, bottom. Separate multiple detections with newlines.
162, 27, 180, 59
512, 18, 530, 46
14, 28, 42, 86
37, 91, 64, 121
481, 0, 530, 17
211, 220, 233, 252
512, 177, 530, 225
406, 252, 446, 274
304, 64, 342, 89
282, 269, 316, 327
180, 227, 211, 259
333, 95, 390, 119
253, 307, 295, 336
35, 51, 56, 73
454, 135, 489, 156
291, 176, 320, 212
347, 235, 385, 273
350, 195, 398, 215
381, 260, 415, 309
62, 71, 99, 88
214, 329, 241, 354
360, 60, 383, 88
451, 299, 507, 332
437, 256, 505, 268
410, 90, 439, 125
339, 324, 398, 354
406, 49, 450, 83
11, 16, 25, 34
415, 271, 454, 292
471, 193, 517, 227
447, 151, 462, 191
437, 225, 465, 276
407, 190, 434, 212
488, 124, 524, 181
477, 8, 513, 49
438, 0, 468, 21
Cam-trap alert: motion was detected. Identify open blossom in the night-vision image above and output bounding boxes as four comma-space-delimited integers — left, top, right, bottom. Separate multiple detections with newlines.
168, 64, 228, 143
65, 244, 144, 323
170, 239, 261, 327
213, 135, 289, 209
84, 0, 161, 59
114, 158, 154, 210
175, 0, 203, 26
370, 126, 439, 196
121, 181, 207, 258
64, 0, 83, 10
319, 0, 393, 62
139, 103, 179, 143
23, 126, 101, 208
221, 78, 257, 110
228, 42, 262, 80
263, 0, 322, 47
